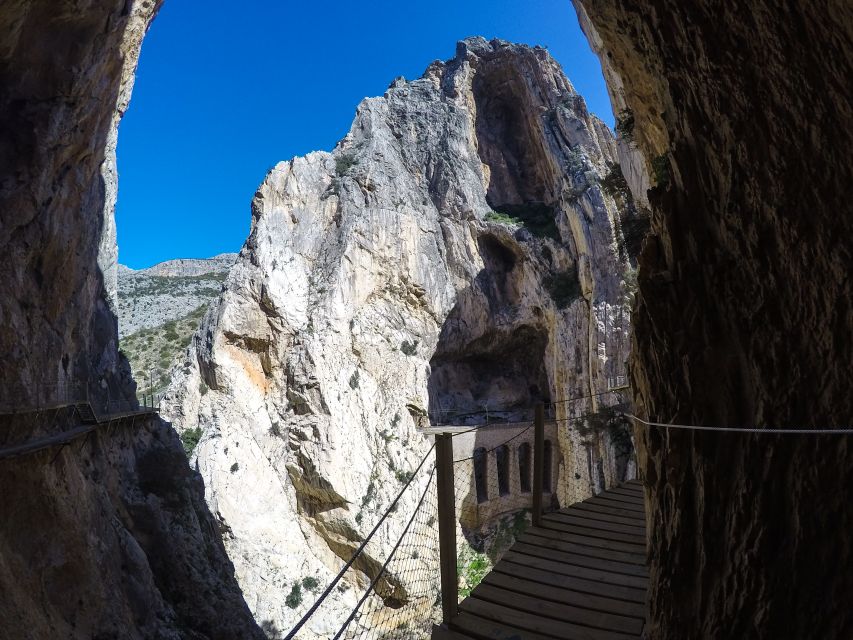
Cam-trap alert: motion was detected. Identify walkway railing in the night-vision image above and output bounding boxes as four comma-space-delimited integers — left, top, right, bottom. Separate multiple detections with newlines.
0, 382, 160, 462
0, 380, 167, 417
284, 405, 556, 638
429, 404, 551, 627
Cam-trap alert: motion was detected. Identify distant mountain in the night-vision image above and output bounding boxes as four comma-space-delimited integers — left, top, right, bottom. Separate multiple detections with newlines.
117, 253, 237, 394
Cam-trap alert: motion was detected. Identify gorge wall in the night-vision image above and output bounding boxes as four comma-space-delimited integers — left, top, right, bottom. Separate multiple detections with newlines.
573, 1, 853, 638
164, 38, 638, 635
0, 2, 261, 638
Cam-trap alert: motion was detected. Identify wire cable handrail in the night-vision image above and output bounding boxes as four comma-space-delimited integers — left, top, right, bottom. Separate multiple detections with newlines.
284, 442, 436, 640
626, 413, 853, 434
429, 387, 629, 424
332, 467, 437, 640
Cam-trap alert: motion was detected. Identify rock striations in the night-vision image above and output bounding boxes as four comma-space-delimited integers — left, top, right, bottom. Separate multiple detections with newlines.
574, 2, 853, 638
0, 2, 261, 638
165, 37, 639, 634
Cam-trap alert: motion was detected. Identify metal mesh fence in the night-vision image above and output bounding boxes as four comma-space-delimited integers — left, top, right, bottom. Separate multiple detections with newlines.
551, 388, 635, 508
280, 395, 640, 639
0, 380, 163, 417
450, 422, 539, 603
337, 470, 441, 639
286, 448, 441, 640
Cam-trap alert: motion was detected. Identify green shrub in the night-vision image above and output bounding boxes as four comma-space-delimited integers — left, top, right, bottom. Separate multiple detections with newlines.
544, 268, 581, 309
335, 153, 358, 175
652, 154, 670, 187
457, 547, 491, 598
484, 211, 523, 226
615, 109, 635, 141
230, 462, 239, 473
490, 203, 560, 240
180, 427, 202, 456
575, 403, 633, 457
488, 510, 531, 560
399, 340, 418, 356
618, 211, 651, 261
600, 163, 632, 201
285, 582, 302, 609
301, 576, 320, 593
361, 481, 375, 508
260, 620, 283, 640
198, 379, 209, 396
394, 469, 413, 484
349, 370, 359, 390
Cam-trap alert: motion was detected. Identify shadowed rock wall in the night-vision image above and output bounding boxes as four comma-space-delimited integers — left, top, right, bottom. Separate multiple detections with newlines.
573, 2, 853, 637
0, 2, 262, 637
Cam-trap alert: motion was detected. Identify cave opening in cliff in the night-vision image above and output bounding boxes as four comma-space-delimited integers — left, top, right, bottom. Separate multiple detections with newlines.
472, 56, 562, 228
428, 322, 551, 425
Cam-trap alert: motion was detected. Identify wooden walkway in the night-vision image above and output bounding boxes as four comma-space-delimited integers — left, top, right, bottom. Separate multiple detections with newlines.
0, 403, 158, 461
437, 480, 647, 640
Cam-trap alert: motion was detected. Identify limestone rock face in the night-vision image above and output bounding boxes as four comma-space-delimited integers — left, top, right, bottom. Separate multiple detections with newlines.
573, 2, 853, 638
0, 2, 261, 638
166, 37, 637, 634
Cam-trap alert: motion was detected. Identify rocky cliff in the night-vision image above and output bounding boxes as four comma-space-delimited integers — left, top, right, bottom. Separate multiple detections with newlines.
164, 37, 638, 635
573, 2, 853, 638
0, 2, 261, 638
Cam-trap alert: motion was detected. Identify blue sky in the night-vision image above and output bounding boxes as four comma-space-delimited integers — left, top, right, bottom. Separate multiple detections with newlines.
117, 1, 613, 268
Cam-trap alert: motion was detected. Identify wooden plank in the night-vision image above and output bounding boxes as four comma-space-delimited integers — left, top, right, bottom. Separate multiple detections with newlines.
483, 570, 646, 620
460, 597, 638, 640
594, 491, 643, 506
523, 527, 647, 556
509, 543, 648, 585
570, 501, 647, 522
471, 582, 643, 635
431, 625, 476, 640
519, 531, 646, 568
499, 552, 647, 602
584, 493, 646, 513
617, 482, 644, 492
546, 511, 646, 536
619, 481, 644, 490
554, 507, 647, 530
451, 611, 556, 640
607, 487, 645, 500
516, 535, 647, 575
580, 496, 646, 518
538, 519, 647, 545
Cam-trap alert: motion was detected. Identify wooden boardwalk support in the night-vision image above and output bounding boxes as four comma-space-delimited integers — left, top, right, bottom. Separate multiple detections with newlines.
434, 480, 648, 640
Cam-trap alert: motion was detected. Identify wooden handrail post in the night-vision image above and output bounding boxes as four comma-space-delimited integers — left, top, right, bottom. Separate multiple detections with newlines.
532, 402, 544, 527
435, 432, 458, 624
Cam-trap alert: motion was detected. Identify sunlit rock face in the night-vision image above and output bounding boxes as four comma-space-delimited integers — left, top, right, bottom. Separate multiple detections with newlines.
0, 2, 261, 638
164, 37, 639, 634
574, 2, 853, 637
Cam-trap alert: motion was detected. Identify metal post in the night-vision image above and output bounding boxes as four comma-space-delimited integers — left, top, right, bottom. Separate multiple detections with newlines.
532, 402, 544, 527
435, 432, 457, 624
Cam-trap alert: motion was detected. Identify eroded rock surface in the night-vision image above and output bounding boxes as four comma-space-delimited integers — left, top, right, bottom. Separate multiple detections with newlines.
165, 37, 639, 634
0, 2, 261, 638
574, 2, 853, 637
